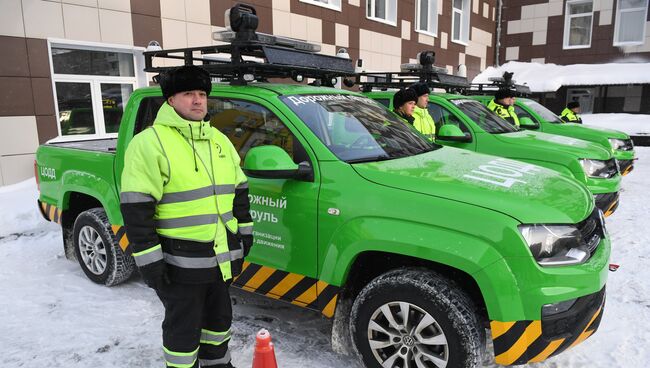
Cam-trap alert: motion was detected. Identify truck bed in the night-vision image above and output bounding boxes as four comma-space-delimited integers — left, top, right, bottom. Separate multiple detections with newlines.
46, 138, 117, 153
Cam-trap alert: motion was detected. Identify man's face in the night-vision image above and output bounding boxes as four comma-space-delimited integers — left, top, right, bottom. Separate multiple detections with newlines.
498, 96, 514, 106
416, 94, 429, 108
400, 101, 416, 116
571, 107, 581, 113
168, 90, 208, 121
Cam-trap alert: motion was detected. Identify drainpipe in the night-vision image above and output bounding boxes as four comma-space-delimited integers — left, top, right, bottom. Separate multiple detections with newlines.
495, 0, 503, 66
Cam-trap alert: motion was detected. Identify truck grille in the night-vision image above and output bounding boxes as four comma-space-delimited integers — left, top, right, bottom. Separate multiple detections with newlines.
617, 159, 634, 175
577, 209, 605, 257
602, 158, 619, 178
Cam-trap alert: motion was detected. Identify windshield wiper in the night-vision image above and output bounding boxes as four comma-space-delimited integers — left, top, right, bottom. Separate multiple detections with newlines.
346, 155, 393, 164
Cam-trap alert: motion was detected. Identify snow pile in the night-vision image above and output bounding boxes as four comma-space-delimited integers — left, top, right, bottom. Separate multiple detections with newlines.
582, 113, 650, 135
0, 178, 58, 237
473, 61, 650, 92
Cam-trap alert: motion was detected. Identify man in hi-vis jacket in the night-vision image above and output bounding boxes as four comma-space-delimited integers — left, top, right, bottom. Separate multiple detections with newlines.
120, 65, 253, 368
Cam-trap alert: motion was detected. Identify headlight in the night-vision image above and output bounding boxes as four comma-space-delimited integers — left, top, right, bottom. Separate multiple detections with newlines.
580, 159, 617, 178
518, 224, 589, 266
608, 138, 626, 150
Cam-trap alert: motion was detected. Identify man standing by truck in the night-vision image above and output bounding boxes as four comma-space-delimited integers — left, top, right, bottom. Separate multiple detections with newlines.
119, 65, 253, 368
487, 89, 520, 127
410, 82, 436, 141
560, 101, 583, 124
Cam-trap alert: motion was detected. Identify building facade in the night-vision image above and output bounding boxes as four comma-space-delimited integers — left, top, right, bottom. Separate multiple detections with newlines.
0, 0, 498, 186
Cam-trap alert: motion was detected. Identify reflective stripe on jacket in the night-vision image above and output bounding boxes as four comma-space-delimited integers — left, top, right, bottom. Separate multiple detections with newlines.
120, 102, 252, 282
487, 99, 520, 127
560, 108, 582, 124
412, 106, 436, 141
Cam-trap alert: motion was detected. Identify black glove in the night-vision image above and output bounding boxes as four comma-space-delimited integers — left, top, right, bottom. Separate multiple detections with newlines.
241, 234, 253, 257
139, 260, 169, 290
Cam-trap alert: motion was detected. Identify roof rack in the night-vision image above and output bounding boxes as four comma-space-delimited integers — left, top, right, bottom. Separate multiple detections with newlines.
347, 51, 470, 93
467, 72, 532, 96
143, 4, 355, 86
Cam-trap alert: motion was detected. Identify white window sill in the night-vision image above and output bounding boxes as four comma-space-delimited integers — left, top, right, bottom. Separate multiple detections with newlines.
415, 29, 438, 38
451, 39, 469, 46
562, 44, 591, 49
299, 0, 342, 12
366, 15, 397, 27
613, 41, 645, 47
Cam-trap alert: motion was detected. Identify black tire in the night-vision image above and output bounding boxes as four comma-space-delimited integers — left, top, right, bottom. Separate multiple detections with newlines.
350, 268, 485, 368
72, 208, 135, 286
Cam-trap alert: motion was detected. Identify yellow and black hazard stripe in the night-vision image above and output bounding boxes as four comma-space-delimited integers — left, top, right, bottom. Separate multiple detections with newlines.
232, 261, 340, 318
38, 200, 62, 225
110, 225, 131, 255
491, 290, 605, 365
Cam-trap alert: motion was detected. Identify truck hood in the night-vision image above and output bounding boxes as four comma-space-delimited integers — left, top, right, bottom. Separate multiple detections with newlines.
352, 147, 592, 224
493, 131, 612, 160
548, 123, 629, 140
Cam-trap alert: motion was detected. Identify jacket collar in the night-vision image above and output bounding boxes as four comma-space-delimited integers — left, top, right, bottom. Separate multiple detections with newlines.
154, 102, 214, 140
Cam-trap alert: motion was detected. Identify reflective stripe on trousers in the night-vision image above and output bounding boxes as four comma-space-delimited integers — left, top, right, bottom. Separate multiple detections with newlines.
163, 346, 198, 368
200, 350, 231, 367
163, 250, 243, 269
200, 329, 231, 346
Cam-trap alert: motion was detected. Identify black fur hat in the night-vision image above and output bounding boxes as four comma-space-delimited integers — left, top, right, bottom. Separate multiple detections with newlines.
158, 65, 211, 99
393, 88, 418, 109
567, 101, 580, 109
410, 82, 430, 97
495, 89, 515, 100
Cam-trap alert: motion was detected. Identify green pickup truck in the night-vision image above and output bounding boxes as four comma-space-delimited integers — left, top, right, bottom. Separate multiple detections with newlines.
36, 83, 610, 367
366, 92, 622, 217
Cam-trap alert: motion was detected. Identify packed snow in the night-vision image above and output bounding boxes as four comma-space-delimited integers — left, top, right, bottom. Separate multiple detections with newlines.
582, 113, 650, 135
473, 61, 650, 93
2, 150, 650, 366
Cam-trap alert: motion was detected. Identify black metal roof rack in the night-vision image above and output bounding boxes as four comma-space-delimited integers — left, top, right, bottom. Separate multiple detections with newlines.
347, 51, 470, 93
466, 71, 532, 96
143, 4, 355, 87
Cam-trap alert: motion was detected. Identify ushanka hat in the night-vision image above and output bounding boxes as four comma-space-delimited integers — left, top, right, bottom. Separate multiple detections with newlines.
158, 65, 212, 99
393, 88, 418, 108
410, 82, 430, 97
494, 88, 515, 100
567, 101, 580, 109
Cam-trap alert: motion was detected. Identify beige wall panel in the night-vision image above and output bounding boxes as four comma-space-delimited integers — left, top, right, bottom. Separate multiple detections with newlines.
162, 18, 188, 49
0, 116, 39, 156
521, 5, 535, 19
440, 31, 448, 49
63, 4, 101, 42
530, 57, 545, 63
22, 0, 65, 39
273, 0, 291, 12
472, 0, 479, 14
272, 10, 291, 37
534, 3, 549, 18
532, 30, 547, 45
483, 2, 489, 18
548, 1, 563, 17
186, 0, 210, 25
466, 40, 486, 58
186, 22, 212, 47
320, 43, 336, 55
335, 23, 349, 47
161, 0, 185, 21
290, 13, 308, 41
348, 0, 360, 6
98, 0, 130, 12
533, 17, 547, 32
306, 16, 322, 44
507, 20, 520, 35
62, 0, 98, 7
459, 52, 466, 65
0, 154, 36, 186
599, 9, 613, 26
471, 27, 492, 46
505, 46, 519, 60
99, 9, 134, 45
0, 0, 25, 37
401, 20, 411, 40
438, 0, 443, 15
418, 33, 435, 46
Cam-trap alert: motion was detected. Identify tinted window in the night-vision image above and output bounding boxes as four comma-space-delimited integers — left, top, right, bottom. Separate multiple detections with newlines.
513, 104, 540, 128
451, 99, 518, 134
521, 99, 564, 124
281, 94, 436, 163
428, 103, 471, 134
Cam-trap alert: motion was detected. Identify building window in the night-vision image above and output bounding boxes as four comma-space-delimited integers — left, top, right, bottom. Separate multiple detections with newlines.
614, 0, 649, 45
50, 46, 138, 138
564, 0, 594, 49
299, 0, 342, 11
366, 0, 397, 26
451, 0, 470, 44
416, 0, 439, 36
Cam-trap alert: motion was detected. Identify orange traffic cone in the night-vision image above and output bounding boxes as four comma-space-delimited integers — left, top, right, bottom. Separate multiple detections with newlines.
252, 329, 278, 368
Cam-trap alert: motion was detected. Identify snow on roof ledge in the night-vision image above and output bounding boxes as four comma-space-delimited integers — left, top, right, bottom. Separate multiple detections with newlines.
472, 61, 650, 93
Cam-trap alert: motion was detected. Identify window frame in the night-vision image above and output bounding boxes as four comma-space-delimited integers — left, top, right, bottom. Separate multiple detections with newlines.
613, 0, 649, 46
366, 0, 398, 27
563, 0, 595, 49
451, 0, 470, 45
299, 0, 342, 12
415, 0, 439, 37
47, 39, 145, 141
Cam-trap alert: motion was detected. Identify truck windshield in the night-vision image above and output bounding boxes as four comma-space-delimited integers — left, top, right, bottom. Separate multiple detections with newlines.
521, 99, 564, 124
451, 99, 518, 134
281, 94, 437, 163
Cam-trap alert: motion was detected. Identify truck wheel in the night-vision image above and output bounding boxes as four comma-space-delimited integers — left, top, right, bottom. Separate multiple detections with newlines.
73, 208, 135, 286
350, 268, 485, 368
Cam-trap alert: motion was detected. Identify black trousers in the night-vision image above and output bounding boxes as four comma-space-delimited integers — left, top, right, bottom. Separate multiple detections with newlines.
156, 279, 232, 368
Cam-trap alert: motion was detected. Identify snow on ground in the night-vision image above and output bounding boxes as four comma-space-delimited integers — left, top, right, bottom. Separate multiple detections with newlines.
2, 153, 650, 366
582, 113, 650, 135
472, 61, 650, 92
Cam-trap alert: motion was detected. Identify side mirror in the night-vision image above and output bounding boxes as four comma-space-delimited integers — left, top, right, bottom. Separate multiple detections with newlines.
243, 145, 312, 181
519, 116, 538, 129
437, 124, 471, 142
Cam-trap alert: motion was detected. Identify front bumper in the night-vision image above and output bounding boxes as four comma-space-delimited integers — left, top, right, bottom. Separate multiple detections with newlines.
491, 286, 606, 365
617, 159, 634, 176
594, 192, 619, 217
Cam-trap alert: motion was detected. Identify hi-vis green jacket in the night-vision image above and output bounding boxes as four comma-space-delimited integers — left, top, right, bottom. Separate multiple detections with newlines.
120, 102, 253, 283
560, 108, 583, 124
412, 106, 436, 141
488, 99, 520, 127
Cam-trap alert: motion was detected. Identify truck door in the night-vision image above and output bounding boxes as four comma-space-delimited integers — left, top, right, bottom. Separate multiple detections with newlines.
207, 97, 320, 307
